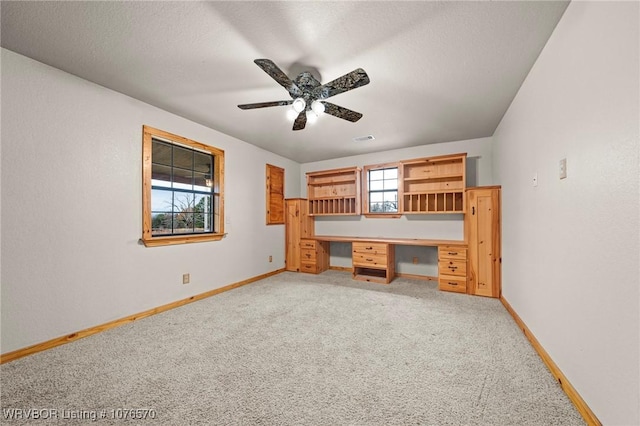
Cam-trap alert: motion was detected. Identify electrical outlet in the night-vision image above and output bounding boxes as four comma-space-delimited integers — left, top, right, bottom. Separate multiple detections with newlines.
269, 255, 273, 263
559, 158, 567, 179
412, 257, 419, 264
182, 273, 190, 284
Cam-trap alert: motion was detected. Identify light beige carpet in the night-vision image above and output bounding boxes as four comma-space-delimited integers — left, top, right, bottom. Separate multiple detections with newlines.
1, 271, 584, 425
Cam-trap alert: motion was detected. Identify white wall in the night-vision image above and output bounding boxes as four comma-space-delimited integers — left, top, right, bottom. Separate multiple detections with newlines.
301, 137, 493, 273
492, 2, 639, 424
0, 49, 300, 354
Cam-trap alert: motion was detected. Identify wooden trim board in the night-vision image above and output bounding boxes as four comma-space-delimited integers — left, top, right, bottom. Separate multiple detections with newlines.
500, 296, 601, 426
395, 273, 437, 281
329, 266, 352, 272
1, 269, 285, 364
329, 267, 436, 282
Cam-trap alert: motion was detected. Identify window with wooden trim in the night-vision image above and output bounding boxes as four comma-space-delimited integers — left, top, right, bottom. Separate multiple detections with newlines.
363, 163, 400, 217
142, 126, 224, 247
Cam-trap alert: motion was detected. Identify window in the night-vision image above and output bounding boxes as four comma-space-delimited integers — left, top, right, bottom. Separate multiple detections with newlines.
142, 126, 224, 247
363, 163, 400, 217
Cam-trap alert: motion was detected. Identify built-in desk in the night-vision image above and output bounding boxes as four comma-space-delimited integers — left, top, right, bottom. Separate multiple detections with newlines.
310, 235, 467, 287
311, 235, 466, 247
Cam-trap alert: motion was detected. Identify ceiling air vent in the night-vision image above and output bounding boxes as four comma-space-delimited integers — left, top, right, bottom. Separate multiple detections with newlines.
353, 135, 375, 142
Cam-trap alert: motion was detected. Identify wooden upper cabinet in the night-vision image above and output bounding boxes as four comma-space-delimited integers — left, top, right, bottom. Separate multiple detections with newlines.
400, 153, 466, 214
306, 167, 361, 216
266, 164, 285, 225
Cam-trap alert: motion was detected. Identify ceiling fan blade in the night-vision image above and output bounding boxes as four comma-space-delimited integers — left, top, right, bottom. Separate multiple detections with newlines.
292, 110, 307, 131
254, 59, 302, 98
237, 100, 293, 110
313, 68, 370, 99
321, 102, 363, 122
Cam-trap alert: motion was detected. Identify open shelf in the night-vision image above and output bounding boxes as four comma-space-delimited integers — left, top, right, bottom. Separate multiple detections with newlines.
307, 167, 361, 216
309, 197, 358, 215
353, 267, 391, 284
403, 192, 464, 213
400, 153, 466, 214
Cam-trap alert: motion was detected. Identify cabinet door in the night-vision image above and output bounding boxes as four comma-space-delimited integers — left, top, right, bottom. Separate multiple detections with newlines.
466, 187, 501, 297
285, 200, 302, 271
266, 164, 285, 224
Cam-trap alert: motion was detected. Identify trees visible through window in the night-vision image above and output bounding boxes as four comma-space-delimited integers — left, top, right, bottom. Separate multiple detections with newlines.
150, 140, 214, 235
142, 126, 224, 247
366, 165, 399, 214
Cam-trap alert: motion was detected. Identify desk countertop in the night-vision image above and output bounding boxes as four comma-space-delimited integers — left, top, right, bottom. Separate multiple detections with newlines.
311, 235, 466, 247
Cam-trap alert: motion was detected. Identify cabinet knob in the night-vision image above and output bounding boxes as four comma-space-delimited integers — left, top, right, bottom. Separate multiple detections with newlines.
448, 282, 458, 286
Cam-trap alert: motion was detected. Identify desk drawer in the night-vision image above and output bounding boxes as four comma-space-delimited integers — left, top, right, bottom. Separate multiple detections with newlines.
301, 249, 316, 262
352, 252, 388, 268
438, 259, 467, 277
439, 275, 467, 293
300, 262, 320, 274
352, 242, 388, 256
300, 239, 317, 250
438, 245, 467, 261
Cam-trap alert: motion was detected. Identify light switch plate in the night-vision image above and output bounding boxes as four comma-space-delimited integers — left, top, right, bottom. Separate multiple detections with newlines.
559, 158, 567, 179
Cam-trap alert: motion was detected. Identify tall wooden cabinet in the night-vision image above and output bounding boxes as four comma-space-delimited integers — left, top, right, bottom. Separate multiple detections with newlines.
465, 186, 501, 298
285, 199, 314, 272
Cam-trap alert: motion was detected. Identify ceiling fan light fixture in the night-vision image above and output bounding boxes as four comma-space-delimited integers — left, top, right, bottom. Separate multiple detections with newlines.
311, 100, 325, 114
292, 97, 306, 113
286, 109, 299, 121
306, 110, 318, 124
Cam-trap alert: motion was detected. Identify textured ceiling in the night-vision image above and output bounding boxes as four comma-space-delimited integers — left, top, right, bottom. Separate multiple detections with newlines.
1, 1, 569, 163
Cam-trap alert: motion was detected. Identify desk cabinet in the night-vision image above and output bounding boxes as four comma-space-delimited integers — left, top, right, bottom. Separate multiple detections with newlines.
438, 245, 468, 293
300, 239, 329, 274
285, 199, 314, 272
466, 186, 501, 298
352, 242, 395, 284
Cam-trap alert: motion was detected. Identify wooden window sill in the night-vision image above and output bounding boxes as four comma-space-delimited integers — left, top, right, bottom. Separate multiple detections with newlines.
141, 233, 226, 247
363, 213, 402, 219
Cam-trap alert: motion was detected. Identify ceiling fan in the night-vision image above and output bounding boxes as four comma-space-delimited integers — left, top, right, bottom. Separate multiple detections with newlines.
238, 59, 370, 131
